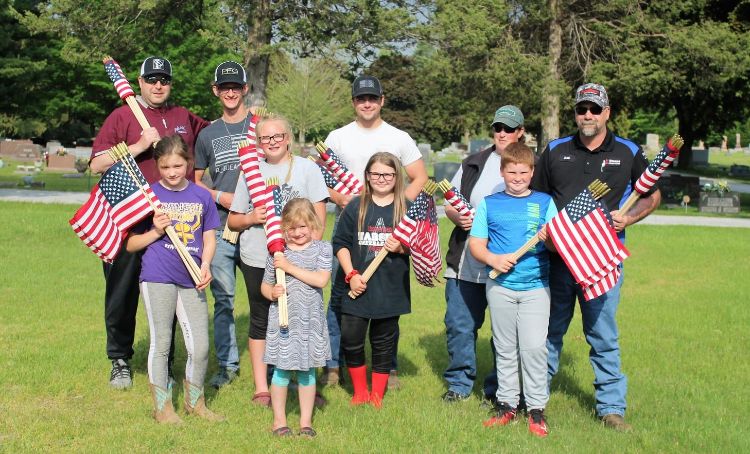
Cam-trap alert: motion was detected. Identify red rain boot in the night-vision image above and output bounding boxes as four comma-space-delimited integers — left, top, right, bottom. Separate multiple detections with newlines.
370, 371, 390, 409
347, 365, 369, 405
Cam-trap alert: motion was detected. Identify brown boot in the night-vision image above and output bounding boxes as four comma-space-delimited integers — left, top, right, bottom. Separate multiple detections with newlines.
184, 379, 225, 422
321, 367, 340, 386
149, 383, 182, 424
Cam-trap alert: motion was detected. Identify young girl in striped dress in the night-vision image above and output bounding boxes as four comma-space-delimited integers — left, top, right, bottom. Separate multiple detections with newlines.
260, 198, 332, 437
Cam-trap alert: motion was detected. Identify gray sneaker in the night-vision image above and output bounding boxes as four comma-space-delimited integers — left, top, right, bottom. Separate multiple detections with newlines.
209, 368, 239, 389
109, 359, 132, 389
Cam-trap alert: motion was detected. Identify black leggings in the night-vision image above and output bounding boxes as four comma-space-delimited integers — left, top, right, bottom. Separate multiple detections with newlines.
341, 314, 399, 373
240, 262, 273, 340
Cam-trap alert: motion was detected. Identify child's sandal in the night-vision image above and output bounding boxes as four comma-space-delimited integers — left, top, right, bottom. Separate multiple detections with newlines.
272, 426, 292, 437
298, 427, 317, 438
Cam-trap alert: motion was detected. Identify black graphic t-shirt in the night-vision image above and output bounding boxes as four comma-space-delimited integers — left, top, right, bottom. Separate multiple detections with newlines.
332, 197, 411, 319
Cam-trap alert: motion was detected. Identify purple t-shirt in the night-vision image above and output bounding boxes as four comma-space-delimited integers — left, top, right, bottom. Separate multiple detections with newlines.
140, 181, 220, 287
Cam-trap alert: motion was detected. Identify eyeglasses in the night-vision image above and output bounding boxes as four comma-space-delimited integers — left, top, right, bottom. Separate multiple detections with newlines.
217, 85, 244, 93
258, 133, 286, 144
143, 75, 171, 86
493, 123, 518, 134
575, 104, 604, 115
366, 171, 397, 182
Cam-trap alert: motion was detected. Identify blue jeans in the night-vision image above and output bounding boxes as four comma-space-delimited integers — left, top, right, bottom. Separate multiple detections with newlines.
210, 230, 241, 372
443, 278, 498, 397
547, 255, 627, 417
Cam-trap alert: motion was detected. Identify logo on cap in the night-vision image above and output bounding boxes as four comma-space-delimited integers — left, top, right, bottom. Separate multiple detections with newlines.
221, 67, 239, 75
152, 59, 165, 70
498, 108, 517, 117
581, 88, 601, 96
359, 80, 375, 89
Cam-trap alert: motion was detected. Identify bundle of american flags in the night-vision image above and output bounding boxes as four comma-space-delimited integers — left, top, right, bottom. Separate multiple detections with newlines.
392, 180, 442, 287
437, 179, 475, 219
103, 58, 135, 100
314, 142, 363, 195
308, 156, 356, 195
547, 184, 630, 301
236, 140, 284, 254
102, 56, 151, 130
69, 151, 158, 263
620, 134, 684, 212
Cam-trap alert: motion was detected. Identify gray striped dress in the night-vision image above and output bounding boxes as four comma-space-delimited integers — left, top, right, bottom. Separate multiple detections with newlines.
262, 240, 332, 370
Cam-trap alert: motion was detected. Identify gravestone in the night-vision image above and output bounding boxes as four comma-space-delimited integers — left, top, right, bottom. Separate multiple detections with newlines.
646, 134, 660, 153
417, 143, 432, 166
736, 133, 742, 150
469, 139, 491, 155
699, 193, 740, 213
657, 174, 701, 204
433, 162, 461, 183
692, 149, 709, 166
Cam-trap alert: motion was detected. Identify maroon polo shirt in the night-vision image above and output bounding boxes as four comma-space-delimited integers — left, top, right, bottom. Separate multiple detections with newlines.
91, 99, 209, 183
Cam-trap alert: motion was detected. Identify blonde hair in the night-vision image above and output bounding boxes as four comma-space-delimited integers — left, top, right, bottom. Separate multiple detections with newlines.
281, 198, 322, 236
357, 152, 406, 232
500, 142, 535, 169
256, 114, 295, 153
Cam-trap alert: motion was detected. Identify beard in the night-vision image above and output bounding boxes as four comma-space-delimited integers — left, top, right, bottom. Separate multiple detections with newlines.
578, 121, 601, 137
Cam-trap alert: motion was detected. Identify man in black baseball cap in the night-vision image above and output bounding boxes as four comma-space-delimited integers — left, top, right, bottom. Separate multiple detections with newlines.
194, 61, 251, 389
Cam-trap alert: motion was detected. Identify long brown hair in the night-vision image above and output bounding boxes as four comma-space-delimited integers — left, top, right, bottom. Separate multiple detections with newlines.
357, 152, 406, 232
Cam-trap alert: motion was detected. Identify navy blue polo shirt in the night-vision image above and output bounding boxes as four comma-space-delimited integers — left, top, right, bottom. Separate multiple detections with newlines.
531, 129, 651, 212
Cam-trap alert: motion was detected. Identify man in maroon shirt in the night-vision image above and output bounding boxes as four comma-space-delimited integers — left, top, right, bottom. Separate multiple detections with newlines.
89, 56, 209, 389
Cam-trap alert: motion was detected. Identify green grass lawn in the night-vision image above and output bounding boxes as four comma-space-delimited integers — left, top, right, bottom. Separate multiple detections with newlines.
1, 201, 748, 452
0, 157, 100, 192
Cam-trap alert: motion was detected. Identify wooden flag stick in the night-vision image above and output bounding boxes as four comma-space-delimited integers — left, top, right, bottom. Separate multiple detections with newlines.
108, 143, 202, 284
264, 176, 289, 328
487, 179, 610, 279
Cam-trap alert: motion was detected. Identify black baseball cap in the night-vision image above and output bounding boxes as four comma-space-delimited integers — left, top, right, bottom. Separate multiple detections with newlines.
140, 56, 172, 78
214, 61, 247, 86
351, 75, 383, 98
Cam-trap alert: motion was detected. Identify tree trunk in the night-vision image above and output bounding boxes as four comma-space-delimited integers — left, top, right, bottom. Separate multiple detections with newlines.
675, 103, 695, 169
540, 0, 562, 152
244, 0, 272, 108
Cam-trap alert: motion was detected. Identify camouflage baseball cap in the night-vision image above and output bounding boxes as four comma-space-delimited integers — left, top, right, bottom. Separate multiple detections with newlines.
575, 83, 609, 108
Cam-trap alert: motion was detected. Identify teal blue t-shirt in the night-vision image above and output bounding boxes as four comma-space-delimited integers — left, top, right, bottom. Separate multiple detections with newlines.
470, 190, 557, 291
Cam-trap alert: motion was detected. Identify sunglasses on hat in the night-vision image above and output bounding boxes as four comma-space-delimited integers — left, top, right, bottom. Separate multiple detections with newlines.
144, 75, 171, 86
575, 104, 603, 115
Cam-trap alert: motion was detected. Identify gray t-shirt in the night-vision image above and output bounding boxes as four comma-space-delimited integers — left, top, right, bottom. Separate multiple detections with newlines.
194, 115, 252, 225
443, 151, 505, 283
230, 155, 329, 268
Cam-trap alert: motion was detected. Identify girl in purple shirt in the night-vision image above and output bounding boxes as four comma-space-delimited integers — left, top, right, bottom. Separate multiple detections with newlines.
126, 135, 221, 424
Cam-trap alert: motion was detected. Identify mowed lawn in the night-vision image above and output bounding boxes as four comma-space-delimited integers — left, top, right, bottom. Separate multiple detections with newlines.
0, 201, 748, 452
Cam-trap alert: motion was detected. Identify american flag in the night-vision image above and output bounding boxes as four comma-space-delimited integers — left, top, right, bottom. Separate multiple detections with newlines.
103, 58, 135, 100
442, 182, 475, 219
237, 141, 271, 209
392, 190, 442, 286
316, 143, 363, 194
264, 180, 285, 254
310, 157, 352, 195
547, 188, 630, 301
246, 113, 264, 159
633, 138, 681, 195
69, 154, 159, 262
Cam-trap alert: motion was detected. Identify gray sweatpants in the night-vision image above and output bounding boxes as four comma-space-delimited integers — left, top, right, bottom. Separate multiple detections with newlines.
141, 282, 210, 389
486, 281, 550, 410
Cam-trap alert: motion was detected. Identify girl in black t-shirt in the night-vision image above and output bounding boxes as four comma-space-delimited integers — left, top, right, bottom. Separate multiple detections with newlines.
332, 152, 411, 408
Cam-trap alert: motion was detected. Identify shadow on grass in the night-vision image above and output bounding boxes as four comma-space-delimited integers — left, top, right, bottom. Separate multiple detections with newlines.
550, 350, 597, 416
131, 312, 250, 403
418, 332, 498, 399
